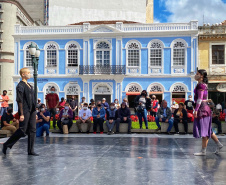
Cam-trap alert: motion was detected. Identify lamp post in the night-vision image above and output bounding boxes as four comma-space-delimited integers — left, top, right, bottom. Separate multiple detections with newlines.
28, 42, 40, 104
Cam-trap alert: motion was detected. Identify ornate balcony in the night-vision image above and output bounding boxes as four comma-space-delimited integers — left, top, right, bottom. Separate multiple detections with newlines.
79, 65, 126, 75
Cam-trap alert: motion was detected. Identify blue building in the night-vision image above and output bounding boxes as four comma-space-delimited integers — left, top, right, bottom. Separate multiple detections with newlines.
13, 21, 198, 113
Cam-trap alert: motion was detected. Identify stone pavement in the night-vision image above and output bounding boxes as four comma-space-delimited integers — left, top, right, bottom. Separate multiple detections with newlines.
0, 133, 226, 185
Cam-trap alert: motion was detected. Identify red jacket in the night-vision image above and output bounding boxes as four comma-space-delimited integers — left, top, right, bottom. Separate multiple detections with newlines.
152, 100, 158, 112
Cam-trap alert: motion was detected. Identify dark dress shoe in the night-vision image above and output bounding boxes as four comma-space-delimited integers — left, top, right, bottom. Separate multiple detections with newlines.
167, 131, 172, 135
2, 144, 7, 155
28, 152, 39, 156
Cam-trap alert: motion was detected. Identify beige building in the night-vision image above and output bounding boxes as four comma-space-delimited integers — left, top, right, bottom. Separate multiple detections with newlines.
0, 0, 36, 104
199, 20, 226, 104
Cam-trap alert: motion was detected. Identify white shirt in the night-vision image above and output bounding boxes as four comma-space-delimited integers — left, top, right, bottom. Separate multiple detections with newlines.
79, 108, 92, 120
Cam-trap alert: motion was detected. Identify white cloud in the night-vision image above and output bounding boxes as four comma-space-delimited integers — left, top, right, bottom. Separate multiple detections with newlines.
154, 18, 161, 23
163, 0, 226, 25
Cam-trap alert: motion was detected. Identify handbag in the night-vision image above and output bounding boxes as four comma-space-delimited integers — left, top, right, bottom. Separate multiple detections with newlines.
136, 105, 144, 113
63, 125, 69, 134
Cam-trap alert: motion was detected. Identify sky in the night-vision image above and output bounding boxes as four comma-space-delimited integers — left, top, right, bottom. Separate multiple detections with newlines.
154, 0, 226, 25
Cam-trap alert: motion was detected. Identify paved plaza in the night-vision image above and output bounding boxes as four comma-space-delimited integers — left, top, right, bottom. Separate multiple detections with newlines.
0, 134, 226, 185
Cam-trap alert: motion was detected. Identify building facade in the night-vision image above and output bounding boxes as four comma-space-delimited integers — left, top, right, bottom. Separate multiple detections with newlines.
199, 21, 226, 105
13, 21, 198, 112
0, 0, 36, 104
17, 0, 153, 26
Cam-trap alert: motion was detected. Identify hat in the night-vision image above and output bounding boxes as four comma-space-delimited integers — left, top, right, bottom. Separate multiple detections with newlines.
102, 98, 106, 100
38, 98, 41, 100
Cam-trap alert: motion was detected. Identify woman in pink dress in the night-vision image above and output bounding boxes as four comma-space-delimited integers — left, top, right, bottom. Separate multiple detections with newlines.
193, 69, 223, 155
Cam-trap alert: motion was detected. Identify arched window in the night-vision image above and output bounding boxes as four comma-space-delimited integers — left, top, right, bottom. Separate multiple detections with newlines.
67, 43, 79, 67
127, 42, 140, 67
64, 82, 81, 95
126, 40, 141, 74
23, 42, 38, 68
46, 44, 57, 67
148, 40, 164, 74
44, 42, 59, 74
65, 41, 80, 75
44, 83, 60, 95
25, 45, 32, 67
171, 39, 187, 74
95, 41, 111, 66
173, 42, 185, 66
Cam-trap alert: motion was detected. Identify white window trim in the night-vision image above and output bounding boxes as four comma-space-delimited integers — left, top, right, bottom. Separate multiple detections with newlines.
125, 40, 141, 75
94, 40, 112, 66
23, 41, 39, 71
170, 39, 188, 75
125, 82, 143, 92
148, 39, 164, 75
65, 41, 81, 75
44, 41, 59, 75
64, 82, 81, 96
147, 82, 165, 93
92, 82, 113, 102
209, 42, 226, 67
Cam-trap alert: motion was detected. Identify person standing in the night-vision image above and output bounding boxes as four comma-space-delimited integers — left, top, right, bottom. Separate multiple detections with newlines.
2, 68, 38, 156
193, 69, 223, 156
170, 100, 179, 114
134, 90, 151, 129
123, 98, 129, 107
69, 95, 77, 118
45, 86, 59, 130
102, 98, 109, 111
1, 90, 9, 116
88, 99, 96, 112
150, 95, 158, 117
184, 95, 195, 114
58, 97, 66, 111
216, 103, 222, 113
79, 97, 86, 110
37, 98, 42, 109
114, 99, 120, 109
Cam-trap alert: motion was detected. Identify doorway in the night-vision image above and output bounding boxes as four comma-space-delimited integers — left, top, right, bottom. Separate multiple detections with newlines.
128, 95, 137, 115
172, 93, 185, 104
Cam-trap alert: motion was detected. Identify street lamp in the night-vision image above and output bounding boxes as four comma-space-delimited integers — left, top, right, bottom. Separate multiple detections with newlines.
28, 42, 40, 104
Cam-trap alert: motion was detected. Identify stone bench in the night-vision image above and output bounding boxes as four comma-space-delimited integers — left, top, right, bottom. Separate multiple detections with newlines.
0, 130, 13, 138
160, 122, 226, 134
51, 122, 130, 133
69, 122, 130, 133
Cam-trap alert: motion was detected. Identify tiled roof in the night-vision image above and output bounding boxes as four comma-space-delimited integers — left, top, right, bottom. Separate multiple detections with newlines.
69, 20, 139, 25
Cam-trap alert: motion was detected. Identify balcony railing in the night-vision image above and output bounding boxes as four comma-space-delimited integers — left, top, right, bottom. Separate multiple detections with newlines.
14, 21, 198, 35
79, 65, 126, 75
